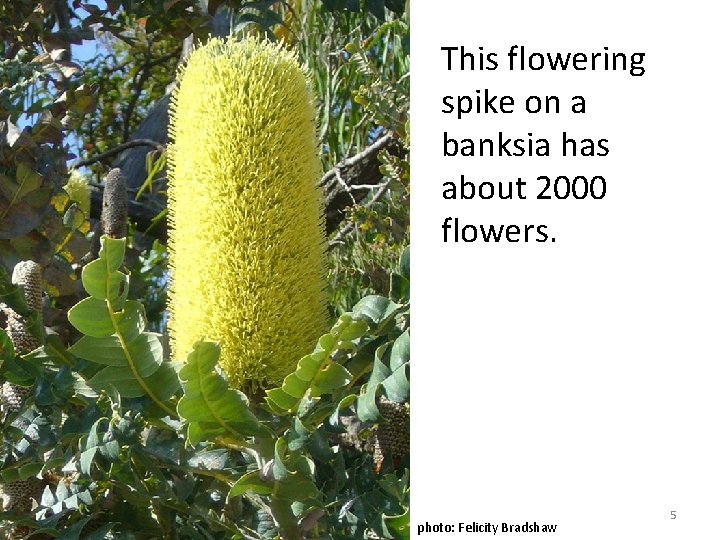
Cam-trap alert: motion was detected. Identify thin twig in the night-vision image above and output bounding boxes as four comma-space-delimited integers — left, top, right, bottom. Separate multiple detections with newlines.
121, 45, 181, 141
334, 169, 357, 204
329, 178, 393, 248
319, 131, 393, 187
72, 139, 166, 168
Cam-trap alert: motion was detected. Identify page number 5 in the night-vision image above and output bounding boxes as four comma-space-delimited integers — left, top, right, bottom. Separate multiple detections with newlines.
670, 511, 677, 520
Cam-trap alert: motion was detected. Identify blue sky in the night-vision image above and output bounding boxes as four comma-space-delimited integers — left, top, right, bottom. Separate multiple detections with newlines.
72, 0, 107, 63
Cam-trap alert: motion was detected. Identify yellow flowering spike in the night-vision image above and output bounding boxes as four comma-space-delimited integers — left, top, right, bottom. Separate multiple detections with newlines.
64, 169, 91, 216
167, 37, 328, 391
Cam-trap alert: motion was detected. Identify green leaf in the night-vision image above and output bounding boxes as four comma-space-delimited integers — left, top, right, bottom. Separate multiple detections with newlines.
382, 363, 409, 403
228, 470, 273, 497
82, 258, 127, 304
272, 438, 319, 502
399, 246, 409, 280
98, 235, 125, 271
312, 361, 352, 394
67, 236, 177, 413
383, 509, 410, 540
13, 162, 42, 201
145, 362, 181, 401
357, 344, 390, 422
266, 314, 362, 414
63, 203, 85, 230
70, 333, 162, 371
389, 329, 409, 370
178, 341, 270, 441
88, 367, 145, 398
352, 295, 399, 327
18, 462, 43, 480
0, 328, 14, 360
67, 297, 114, 337
390, 274, 409, 303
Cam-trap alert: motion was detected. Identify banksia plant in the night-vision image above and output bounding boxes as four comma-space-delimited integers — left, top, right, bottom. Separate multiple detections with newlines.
167, 37, 328, 391
0, 260, 44, 514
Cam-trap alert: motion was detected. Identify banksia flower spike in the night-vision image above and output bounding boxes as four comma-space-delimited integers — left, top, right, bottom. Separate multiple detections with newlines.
168, 37, 328, 391
64, 169, 91, 216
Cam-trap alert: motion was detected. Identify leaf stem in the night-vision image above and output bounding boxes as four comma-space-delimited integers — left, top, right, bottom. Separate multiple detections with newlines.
103, 240, 177, 419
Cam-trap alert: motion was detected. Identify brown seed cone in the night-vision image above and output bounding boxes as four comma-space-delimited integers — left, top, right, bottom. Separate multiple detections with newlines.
11, 262, 42, 313
372, 397, 410, 473
101, 168, 128, 239
4, 261, 43, 356
0, 261, 45, 529
0, 383, 29, 415
0, 477, 43, 512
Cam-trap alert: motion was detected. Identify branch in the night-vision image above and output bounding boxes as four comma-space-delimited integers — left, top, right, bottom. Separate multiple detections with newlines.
121, 46, 182, 141
319, 131, 394, 187
73, 139, 165, 168
328, 178, 393, 249
322, 131, 401, 233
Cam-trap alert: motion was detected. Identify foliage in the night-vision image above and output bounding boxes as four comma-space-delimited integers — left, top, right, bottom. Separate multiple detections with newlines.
0, 242, 409, 539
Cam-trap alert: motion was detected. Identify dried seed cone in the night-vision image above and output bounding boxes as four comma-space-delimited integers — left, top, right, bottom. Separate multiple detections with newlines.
0, 383, 29, 415
11, 261, 42, 314
2, 261, 43, 361
101, 168, 128, 239
373, 398, 410, 471
1, 261, 44, 525
167, 37, 328, 390
1, 477, 42, 512
1, 261, 42, 415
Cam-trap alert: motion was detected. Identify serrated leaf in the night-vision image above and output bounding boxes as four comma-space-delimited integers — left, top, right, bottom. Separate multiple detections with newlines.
81, 259, 127, 303
178, 341, 269, 441
266, 313, 363, 414
88, 367, 145, 398
68, 236, 174, 412
80, 447, 97, 475
352, 295, 399, 327
70, 333, 161, 368
357, 344, 390, 422
67, 297, 113, 337
311, 362, 352, 394
98, 235, 125, 271
382, 363, 409, 403
329, 394, 357, 428
145, 362, 180, 401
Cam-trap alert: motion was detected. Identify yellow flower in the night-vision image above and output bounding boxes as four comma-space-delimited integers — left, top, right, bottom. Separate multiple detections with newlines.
167, 37, 328, 391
